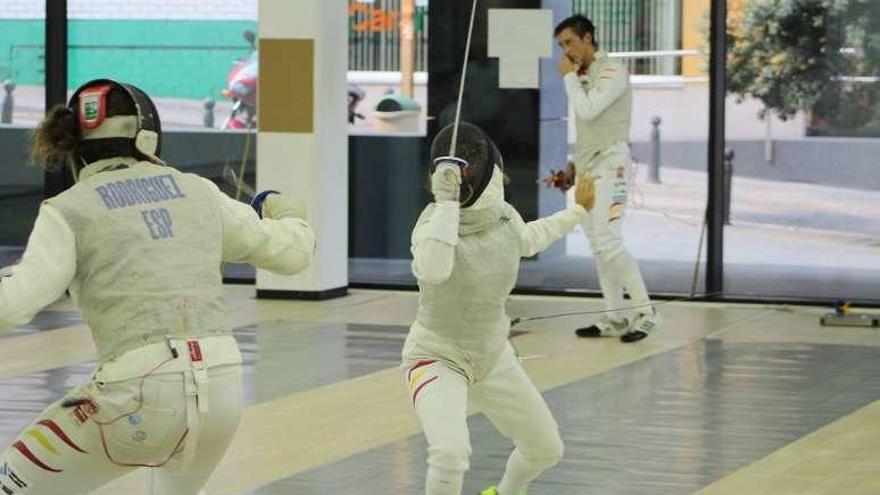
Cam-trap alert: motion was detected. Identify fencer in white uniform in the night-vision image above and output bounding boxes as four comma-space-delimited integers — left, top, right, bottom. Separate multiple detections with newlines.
403, 122, 596, 495
0, 79, 315, 495
554, 14, 661, 343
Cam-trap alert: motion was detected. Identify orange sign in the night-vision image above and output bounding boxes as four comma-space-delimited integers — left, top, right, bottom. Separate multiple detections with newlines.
349, 4, 400, 32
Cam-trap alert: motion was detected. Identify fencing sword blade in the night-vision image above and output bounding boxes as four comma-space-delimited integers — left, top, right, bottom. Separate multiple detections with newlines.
449, 0, 479, 158
222, 164, 257, 201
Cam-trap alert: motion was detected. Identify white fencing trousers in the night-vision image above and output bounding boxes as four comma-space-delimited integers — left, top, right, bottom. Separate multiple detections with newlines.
580, 153, 650, 311
0, 338, 242, 495
406, 344, 564, 495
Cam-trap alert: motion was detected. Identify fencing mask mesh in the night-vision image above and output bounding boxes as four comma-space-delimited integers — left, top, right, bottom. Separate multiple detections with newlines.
430, 122, 502, 208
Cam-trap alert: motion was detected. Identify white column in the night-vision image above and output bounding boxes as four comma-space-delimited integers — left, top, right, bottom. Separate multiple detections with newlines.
256, 0, 348, 299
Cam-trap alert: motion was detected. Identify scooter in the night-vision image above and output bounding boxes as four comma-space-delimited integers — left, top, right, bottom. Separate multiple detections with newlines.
221, 30, 366, 128
221, 30, 258, 130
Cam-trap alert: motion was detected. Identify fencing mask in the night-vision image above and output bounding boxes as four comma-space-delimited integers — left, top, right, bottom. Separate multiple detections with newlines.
67, 79, 164, 166
430, 122, 502, 208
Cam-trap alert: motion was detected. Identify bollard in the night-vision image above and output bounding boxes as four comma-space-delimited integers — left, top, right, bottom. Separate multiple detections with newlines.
649, 115, 662, 183
203, 97, 215, 128
723, 147, 734, 225
1, 79, 15, 124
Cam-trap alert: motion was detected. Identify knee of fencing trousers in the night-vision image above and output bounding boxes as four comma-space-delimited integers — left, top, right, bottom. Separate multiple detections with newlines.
524, 428, 564, 469
507, 402, 564, 471
426, 428, 472, 473
589, 233, 626, 263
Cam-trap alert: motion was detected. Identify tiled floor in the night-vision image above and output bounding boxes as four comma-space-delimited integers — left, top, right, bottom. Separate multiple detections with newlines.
2, 287, 879, 494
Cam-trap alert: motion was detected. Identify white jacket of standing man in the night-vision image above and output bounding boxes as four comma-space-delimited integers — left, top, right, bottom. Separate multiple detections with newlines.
564, 50, 632, 172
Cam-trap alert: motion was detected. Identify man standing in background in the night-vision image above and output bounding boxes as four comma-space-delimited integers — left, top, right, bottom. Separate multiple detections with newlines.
552, 14, 660, 343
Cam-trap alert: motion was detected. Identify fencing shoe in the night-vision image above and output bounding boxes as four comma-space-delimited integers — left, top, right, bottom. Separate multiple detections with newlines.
621, 309, 661, 343
575, 316, 629, 338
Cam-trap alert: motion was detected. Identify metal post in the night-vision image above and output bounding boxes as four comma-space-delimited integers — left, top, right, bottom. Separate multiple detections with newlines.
706, 0, 726, 295
203, 97, 215, 128
1, 80, 14, 124
649, 115, 662, 183
723, 147, 734, 225
45, 1, 67, 111
764, 113, 774, 163
45, 0, 72, 199
400, 0, 415, 97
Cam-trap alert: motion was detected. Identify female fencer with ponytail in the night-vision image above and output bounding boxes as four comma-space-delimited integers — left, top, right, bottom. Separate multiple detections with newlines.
0, 79, 314, 495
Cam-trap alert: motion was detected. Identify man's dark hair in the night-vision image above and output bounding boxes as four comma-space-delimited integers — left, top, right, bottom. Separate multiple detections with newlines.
554, 14, 598, 48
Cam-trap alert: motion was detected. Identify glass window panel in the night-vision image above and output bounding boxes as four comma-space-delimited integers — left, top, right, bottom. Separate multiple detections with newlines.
723, 0, 880, 303
0, 1, 46, 263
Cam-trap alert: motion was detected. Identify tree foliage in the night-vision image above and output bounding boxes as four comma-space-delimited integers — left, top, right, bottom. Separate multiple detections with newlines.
726, 0, 878, 122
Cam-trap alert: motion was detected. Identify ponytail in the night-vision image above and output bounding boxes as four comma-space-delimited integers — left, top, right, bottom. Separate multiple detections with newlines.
30, 105, 82, 170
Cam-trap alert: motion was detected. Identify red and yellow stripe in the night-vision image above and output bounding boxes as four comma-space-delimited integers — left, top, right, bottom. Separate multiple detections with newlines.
10, 419, 88, 473
11, 441, 61, 473
37, 420, 87, 454
408, 360, 439, 405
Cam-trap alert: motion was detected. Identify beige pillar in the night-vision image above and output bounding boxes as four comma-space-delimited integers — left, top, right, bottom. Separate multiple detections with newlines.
256, 0, 349, 299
